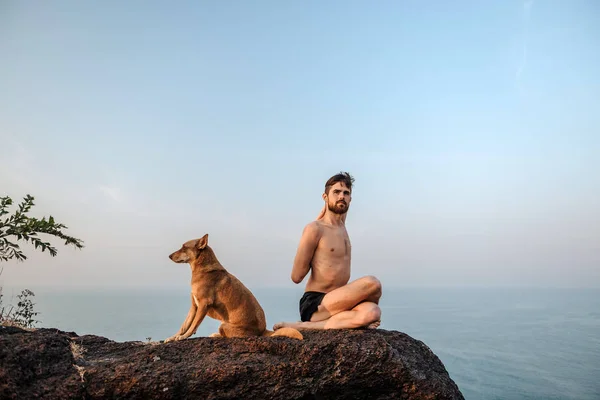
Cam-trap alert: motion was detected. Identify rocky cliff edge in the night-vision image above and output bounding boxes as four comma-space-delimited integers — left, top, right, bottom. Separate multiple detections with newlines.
0, 326, 464, 400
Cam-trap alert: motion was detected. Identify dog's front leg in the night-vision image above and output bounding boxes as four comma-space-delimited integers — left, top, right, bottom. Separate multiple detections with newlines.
179, 299, 209, 339
165, 293, 197, 343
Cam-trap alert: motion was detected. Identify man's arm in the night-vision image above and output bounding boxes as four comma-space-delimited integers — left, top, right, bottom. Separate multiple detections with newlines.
290, 222, 321, 284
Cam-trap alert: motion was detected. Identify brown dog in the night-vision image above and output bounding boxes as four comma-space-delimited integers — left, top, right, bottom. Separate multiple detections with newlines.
164, 234, 303, 342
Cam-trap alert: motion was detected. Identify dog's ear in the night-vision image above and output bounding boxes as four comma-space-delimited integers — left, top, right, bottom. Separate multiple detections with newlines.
196, 234, 209, 249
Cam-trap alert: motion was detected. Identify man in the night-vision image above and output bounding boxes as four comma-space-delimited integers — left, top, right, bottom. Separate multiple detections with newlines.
273, 172, 382, 331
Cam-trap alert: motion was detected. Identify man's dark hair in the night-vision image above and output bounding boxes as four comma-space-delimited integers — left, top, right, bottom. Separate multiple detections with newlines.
324, 171, 355, 194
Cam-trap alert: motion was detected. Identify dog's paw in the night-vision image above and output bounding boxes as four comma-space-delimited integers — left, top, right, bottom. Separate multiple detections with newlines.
209, 332, 222, 338
164, 335, 181, 343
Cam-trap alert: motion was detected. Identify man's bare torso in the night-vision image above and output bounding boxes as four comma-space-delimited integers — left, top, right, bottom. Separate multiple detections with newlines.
304, 221, 351, 293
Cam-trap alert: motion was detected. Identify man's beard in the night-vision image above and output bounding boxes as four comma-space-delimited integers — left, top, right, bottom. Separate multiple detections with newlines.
328, 200, 348, 215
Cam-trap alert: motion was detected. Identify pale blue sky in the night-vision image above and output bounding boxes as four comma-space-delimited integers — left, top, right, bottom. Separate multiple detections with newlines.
1, 1, 598, 289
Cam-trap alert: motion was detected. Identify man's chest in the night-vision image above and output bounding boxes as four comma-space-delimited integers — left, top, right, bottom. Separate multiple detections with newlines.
318, 230, 351, 257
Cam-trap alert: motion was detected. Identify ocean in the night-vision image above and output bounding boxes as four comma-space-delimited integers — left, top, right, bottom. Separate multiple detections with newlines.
4, 285, 599, 400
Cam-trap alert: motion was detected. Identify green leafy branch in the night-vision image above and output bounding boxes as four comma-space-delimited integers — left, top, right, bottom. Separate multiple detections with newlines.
0, 194, 84, 262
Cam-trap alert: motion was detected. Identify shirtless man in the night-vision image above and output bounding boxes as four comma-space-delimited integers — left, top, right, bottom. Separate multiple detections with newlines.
273, 172, 382, 331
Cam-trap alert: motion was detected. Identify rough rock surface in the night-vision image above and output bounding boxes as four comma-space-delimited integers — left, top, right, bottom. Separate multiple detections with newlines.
0, 326, 464, 399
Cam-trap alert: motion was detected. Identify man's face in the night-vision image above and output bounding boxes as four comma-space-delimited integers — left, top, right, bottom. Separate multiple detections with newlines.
324, 182, 352, 214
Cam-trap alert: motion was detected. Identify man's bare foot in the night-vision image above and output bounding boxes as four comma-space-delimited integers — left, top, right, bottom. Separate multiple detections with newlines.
274, 321, 302, 330
367, 320, 381, 329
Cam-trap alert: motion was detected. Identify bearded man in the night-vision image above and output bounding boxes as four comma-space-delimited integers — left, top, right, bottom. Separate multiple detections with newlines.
273, 172, 382, 331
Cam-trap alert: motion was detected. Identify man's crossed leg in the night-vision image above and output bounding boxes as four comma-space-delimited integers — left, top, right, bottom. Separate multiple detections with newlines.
274, 275, 382, 331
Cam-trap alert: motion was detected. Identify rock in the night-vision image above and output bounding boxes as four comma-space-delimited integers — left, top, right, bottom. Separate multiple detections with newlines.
0, 326, 464, 399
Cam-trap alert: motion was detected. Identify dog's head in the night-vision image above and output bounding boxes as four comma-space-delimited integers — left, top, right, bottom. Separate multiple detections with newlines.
169, 234, 209, 264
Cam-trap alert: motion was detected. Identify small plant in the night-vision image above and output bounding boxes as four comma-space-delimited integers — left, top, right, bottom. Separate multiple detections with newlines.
143, 336, 160, 346
0, 287, 40, 328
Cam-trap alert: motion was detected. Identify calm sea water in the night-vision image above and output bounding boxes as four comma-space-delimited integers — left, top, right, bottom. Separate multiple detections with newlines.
4, 285, 599, 400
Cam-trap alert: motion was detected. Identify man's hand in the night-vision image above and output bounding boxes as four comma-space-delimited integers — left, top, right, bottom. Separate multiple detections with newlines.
316, 204, 326, 221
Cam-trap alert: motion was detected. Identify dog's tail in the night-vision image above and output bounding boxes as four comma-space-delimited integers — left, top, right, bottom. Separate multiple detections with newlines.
263, 328, 303, 340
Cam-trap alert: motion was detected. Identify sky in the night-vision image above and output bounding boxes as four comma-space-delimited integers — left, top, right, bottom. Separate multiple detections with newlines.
1, 1, 598, 290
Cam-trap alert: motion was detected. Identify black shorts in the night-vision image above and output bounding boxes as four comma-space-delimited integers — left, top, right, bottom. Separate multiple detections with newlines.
299, 291, 326, 322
